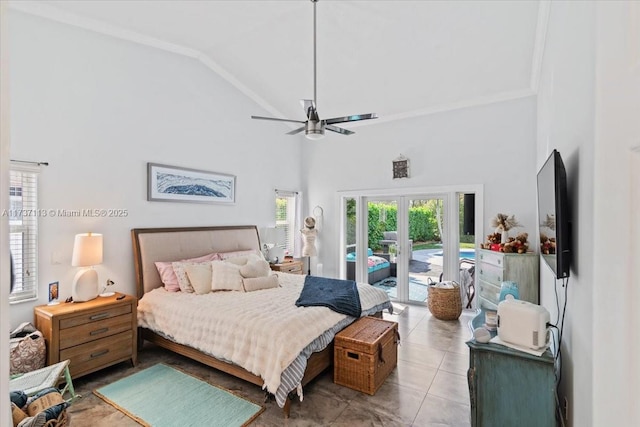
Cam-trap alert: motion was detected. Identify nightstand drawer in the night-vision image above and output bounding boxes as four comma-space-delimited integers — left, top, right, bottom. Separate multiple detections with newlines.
270, 261, 303, 274
279, 263, 302, 274
59, 304, 132, 330
59, 314, 133, 349
61, 330, 133, 377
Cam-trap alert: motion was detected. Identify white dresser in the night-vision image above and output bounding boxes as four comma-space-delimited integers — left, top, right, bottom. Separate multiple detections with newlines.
477, 249, 539, 309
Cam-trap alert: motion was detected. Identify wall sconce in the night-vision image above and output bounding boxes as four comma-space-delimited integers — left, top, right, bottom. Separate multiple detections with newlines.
71, 232, 103, 302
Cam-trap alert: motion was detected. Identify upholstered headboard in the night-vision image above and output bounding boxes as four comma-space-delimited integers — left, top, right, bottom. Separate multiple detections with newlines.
131, 226, 261, 298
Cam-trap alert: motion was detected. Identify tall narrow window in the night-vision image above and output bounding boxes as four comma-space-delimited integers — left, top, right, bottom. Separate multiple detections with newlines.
9, 166, 39, 303
275, 190, 299, 257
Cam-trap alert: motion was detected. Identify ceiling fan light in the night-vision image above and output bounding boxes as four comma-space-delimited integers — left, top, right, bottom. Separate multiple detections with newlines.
305, 130, 325, 140
305, 120, 324, 140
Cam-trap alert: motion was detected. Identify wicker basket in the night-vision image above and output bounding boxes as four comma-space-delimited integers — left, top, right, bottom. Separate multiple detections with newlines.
428, 282, 462, 320
43, 410, 68, 427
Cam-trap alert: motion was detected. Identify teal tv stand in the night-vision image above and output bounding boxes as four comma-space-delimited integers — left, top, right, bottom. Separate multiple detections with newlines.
466, 310, 557, 427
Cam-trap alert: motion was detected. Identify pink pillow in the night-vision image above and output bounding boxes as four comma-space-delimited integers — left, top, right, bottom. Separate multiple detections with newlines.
155, 252, 219, 292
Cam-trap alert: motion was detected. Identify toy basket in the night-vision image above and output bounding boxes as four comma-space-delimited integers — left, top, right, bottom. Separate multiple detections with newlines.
427, 281, 462, 320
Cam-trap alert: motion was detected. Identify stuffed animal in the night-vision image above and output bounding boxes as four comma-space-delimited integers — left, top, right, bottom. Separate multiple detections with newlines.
540, 233, 556, 254
500, 232, 530, 254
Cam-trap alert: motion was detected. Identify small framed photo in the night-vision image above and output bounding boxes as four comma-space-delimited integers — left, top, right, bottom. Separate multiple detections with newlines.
48, 281, 60, 305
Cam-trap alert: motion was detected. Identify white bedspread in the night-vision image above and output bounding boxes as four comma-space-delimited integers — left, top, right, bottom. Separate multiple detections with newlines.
137, 273, 390, 395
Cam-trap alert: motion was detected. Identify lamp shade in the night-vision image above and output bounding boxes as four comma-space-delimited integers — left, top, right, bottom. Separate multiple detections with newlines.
72, 233, 103, 267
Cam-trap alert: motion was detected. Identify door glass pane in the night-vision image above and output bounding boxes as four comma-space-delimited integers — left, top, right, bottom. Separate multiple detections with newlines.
459, 193, 476, 308
367, 199, 398, 298
408, 198, 444, 303
344, 197, 357, 281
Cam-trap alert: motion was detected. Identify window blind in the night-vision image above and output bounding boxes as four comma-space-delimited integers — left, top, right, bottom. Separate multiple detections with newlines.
9, 167, 38, 303
275, 190, 298, 256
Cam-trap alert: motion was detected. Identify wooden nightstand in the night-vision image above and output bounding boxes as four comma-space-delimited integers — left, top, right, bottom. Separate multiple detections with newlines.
34, 294, 137, 378
270, 260, 304, 275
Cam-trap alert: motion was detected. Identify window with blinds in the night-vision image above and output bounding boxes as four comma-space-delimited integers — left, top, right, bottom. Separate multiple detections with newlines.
9, 168, 38, 303
275, 190, 298, 256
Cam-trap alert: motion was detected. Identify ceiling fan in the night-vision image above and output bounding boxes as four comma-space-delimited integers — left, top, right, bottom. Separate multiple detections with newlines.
251, 0, 378, 140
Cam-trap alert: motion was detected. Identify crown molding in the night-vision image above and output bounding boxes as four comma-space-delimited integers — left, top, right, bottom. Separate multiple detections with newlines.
350, 88, 536, 128
9, 1, 199, 58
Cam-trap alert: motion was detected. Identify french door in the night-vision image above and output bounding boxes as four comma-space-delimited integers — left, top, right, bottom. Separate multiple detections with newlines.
340, 187, 481, 306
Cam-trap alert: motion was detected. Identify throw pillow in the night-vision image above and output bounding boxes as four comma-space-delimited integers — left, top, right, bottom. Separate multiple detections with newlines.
185, 263, 213, 295
172, 261, 212, 293
243, 275, 279, 292
211, 261, 243, 292
219, 249, 263, 264
155, 252, 219, 292
239, 259, 270, 278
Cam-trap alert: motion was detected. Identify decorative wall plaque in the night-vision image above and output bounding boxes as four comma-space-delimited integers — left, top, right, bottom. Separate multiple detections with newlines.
392, 155, 410, 179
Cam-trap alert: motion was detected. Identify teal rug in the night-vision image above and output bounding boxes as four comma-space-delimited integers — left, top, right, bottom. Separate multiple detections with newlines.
94, 364, 264, 427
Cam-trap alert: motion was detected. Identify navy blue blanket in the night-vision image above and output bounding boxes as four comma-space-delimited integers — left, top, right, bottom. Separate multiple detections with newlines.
295, 276, 362, 317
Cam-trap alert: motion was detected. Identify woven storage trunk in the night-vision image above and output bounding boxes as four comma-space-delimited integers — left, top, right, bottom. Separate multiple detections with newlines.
334, 317, 399, 395
428, 283, 462, 320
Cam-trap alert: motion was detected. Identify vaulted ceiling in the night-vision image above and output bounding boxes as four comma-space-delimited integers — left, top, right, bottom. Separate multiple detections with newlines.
12, 0, 545, 129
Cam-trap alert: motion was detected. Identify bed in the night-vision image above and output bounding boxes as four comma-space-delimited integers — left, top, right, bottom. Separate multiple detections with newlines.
131, 225, 392, 417
345, 249, 391, 284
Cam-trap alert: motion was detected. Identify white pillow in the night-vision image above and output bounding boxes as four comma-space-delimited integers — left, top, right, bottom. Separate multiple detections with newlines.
225, 253, 263, 266
240, 259, 270, 278
211, 261, 243, 292
185, 263, 213, 295
243, 275, 280, 292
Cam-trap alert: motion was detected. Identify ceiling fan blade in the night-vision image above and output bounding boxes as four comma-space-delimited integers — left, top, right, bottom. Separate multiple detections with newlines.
325, 113, 378, 125
251, 115, 306, 124
326, 125, 354, 135
286, 126, 306, 135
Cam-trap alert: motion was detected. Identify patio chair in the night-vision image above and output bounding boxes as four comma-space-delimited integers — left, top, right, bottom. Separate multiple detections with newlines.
378, 231, 413, 260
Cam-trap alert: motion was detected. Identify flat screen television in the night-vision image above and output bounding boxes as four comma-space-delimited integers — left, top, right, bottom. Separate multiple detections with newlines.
537, 149, 571, 278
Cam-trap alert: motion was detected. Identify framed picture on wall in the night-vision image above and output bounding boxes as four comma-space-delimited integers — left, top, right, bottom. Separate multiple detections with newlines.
147, 163, 236, 204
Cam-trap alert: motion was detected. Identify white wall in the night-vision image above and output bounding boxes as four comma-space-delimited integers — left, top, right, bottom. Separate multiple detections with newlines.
8, 11, 303, 326
592, 3, 640, 425
302, 96, 538, 279
536, 1, 640, 425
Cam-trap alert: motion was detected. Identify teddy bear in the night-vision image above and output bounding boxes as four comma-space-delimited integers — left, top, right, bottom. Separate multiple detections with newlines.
481, 232, 503, 249
540, 233, 556, 254
501, 232, 529, 254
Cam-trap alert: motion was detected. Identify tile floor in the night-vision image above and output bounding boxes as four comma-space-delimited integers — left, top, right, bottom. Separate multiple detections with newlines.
67, 305, 475, 426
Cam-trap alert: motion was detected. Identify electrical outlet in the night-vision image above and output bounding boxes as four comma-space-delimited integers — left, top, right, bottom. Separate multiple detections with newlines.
563, 396, 569, 421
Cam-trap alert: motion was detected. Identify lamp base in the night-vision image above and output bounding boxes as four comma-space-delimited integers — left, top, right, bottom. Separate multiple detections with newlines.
72, 268, 99, 302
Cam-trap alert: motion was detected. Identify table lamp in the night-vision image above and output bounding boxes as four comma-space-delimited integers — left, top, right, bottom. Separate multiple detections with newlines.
71, 232, 103, 302
261, 227, 285, 263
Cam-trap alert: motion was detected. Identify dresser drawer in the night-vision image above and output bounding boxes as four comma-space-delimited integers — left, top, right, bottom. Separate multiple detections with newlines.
59, 304, 132, 329
478, 280, 500, 306
478, 262, 504, 285
59, 313, 133, 350
478, 250, 504, 268
61, 330, 133, 377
